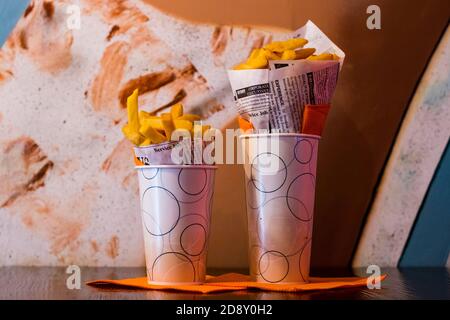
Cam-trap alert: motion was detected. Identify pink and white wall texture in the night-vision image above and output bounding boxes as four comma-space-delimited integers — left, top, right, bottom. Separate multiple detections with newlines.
0, 0, 287, 266
1, 0, 448, 268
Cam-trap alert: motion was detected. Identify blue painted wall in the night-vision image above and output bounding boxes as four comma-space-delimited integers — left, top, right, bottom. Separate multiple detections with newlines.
400, 141, 450, 267
0, 0, 30, 47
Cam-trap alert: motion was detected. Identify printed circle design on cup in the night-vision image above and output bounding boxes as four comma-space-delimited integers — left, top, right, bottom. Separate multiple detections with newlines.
138, 167, 216, 284
251, 152, 287, 193
142, 167, 159, 180
151, 251, 196, 282
248, 245, 266, 276
285, 196, 309, 221
167, 213, 209, 256
286, 173, 315, 221
242, 136, 318, 283
298, 239, 312, 282
180, 223, 207, 256
255, 196, 309, 256
142, 186, 180, 236
178, 168, 207, 196
258, 250, 289, 283
294, 139, 313, 164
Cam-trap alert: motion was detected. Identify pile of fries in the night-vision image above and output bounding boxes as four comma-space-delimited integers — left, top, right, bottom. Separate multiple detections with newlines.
122, 89, 210, 147
234, 38, 340, 70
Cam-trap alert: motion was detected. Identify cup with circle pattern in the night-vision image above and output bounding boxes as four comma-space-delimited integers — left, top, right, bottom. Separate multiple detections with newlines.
241, 133, 319, 284
136, 165, 216, 285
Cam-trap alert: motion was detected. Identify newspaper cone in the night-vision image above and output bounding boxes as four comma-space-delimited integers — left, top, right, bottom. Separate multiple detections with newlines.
228, 21, 345, 133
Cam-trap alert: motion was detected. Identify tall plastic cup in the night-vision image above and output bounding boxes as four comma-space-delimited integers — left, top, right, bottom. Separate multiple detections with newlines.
240, 133, 320, 284
135, 165, 216, 285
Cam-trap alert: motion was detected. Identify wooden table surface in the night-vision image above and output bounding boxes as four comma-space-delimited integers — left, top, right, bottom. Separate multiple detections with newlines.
0, 267, 448, 300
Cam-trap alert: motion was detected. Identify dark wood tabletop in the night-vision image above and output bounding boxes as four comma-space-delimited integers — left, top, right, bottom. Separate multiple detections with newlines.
0, 267, 448, 300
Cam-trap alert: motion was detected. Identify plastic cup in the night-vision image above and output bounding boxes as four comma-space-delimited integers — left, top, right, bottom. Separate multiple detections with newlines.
240, 133, 320, 284
135, 165, 216, 285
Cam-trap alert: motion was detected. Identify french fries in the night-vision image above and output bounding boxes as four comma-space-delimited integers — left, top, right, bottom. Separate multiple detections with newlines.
233, 38, 338, 70
122, 124, 144, 145
294, 48, 316, 59
264, 38, 308, 52
126, 89, 140, 133
161, 113, 175, 139
307, 53, 340, 61
122, 89, 210, 147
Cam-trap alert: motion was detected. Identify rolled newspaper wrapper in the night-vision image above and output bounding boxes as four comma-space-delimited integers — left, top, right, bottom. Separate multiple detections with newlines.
228, 20, 345, 134
134, 139, 213, 166
136, 165, 216, 284
241, 133, 319, 283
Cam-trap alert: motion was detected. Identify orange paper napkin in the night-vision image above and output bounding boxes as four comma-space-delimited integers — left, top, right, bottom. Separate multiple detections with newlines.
86, 273, 386, 294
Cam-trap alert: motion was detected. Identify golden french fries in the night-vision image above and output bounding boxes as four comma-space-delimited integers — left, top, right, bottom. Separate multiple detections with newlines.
174, 119, 194, 131
140, 117, 164, 131
139, 110, 151, 121
280, 50, 296, 60
307, 53, 340, 61
139, 122, 166, 144
178, 114, 201, 121
126, 89, 140, 134
295, 48, 316, 59
139, 138, 151, 147
307, 53, 333, 61
161, 113, 175, 140
264, 38, 308, 52
170, 103, 183, 119
233, 37, 338, 70
122, 124, 144, 145
122, 91, 210, 147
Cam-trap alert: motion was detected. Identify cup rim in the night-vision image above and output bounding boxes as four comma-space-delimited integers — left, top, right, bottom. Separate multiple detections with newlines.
239, 133, 321, 139
135, 164, 217, 170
